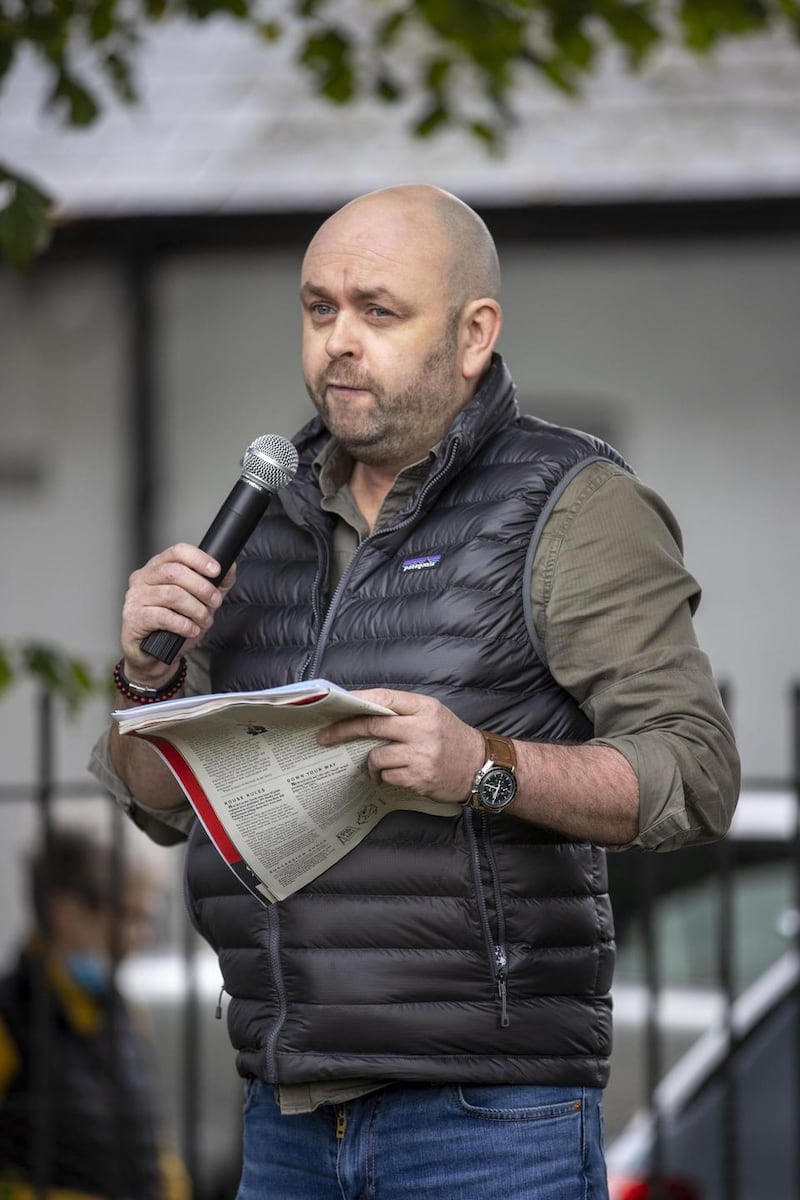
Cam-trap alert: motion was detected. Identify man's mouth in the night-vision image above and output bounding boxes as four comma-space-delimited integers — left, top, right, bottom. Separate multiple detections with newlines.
326, 382, 371, 396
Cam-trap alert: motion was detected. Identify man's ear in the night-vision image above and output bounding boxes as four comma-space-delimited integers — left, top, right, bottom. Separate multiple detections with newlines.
460, 299, 503, 381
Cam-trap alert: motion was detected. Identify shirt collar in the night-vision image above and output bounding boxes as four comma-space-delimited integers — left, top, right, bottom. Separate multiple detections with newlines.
312, 436, 438, 504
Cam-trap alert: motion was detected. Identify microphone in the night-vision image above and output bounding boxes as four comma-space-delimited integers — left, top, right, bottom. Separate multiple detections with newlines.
141, 434, 299, 665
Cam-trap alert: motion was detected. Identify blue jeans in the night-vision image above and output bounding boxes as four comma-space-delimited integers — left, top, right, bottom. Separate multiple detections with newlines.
236, 1080, 609, 1199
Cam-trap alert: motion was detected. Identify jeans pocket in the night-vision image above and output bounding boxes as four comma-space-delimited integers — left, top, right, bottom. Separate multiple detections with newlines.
242, 1075, 263, 1116
455, 1084, 584, 1122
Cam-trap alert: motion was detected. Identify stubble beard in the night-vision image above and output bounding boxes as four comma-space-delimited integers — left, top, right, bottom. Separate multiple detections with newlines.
305, 332, 462, 466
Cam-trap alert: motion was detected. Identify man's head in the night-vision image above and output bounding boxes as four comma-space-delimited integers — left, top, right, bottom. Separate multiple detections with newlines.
29, 826, 160, 990
301, 185, 503, 471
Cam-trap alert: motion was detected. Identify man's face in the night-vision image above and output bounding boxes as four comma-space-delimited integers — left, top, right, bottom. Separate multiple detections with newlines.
300, 198, 468, 468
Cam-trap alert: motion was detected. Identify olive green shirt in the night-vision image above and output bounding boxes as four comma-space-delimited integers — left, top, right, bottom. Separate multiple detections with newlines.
88, 447, 740, 1114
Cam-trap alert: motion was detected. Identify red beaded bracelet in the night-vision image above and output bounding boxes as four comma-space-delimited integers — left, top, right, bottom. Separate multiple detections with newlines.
113, 656, 188, 704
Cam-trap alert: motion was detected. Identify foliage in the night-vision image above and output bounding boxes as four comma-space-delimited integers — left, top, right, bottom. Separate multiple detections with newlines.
1, 0, 799, 266
0, 640, 110, 713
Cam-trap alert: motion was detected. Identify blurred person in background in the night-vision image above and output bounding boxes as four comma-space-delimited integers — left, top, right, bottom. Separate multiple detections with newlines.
0, 824, 189, 1200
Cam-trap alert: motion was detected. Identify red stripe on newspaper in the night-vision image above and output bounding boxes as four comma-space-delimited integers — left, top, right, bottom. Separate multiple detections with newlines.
143, 734, 240, 865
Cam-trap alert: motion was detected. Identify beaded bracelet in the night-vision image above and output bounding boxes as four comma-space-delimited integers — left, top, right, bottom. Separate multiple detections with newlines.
113, 656, 188, 704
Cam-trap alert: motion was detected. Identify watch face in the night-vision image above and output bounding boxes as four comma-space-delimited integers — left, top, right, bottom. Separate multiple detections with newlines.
478, 767, 517, 811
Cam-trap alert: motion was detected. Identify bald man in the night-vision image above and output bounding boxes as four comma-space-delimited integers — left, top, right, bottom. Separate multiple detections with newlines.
92, 185, 739, 1199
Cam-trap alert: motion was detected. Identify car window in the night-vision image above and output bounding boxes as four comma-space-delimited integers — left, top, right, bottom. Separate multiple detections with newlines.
614, 858, 795, 996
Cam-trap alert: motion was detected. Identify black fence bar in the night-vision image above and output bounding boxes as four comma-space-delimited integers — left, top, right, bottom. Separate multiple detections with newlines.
108, 803, 135, 1199
180, 895, 201, 1184
125, 250, 160, 569
30, 689, 55, 1199
638, 849, 663, 1188
717, 683, 739, 1200
794, 684, 800, 1200
717, 832, 739, 1200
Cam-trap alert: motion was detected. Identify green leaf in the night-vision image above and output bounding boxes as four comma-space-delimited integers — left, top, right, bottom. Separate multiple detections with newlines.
678, 0, 769, 53
552, 25, 597, 71
89, 0, 116, 43
376, 71, 403, 102
186, 0, 249, 19
0, 649, 13, 695
377, 9, 408, 48
260, 20, 283, 41
596, 0, 661, 65
415, 0, 527, 66
71, 659, 95, 694
298, 27, 355, 103
103, 51, 137, 103
0, 165, 53, 270
536, 54, 581, 95
295, 0, 328, 17
19, 642, 98, 715
49, 68, 100, 126
468, 119, 502, 148
426, 55, 451, 92
414, 102, 448, 137
0, 36, 16, 83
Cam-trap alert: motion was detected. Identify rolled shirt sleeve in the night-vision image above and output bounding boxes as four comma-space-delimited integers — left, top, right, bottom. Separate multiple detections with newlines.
87, 647, 212, 844
531, 460, 740, 851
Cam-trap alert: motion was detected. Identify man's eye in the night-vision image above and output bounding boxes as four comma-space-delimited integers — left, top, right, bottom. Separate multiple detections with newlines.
369, 307, 393, 318
310, 303, 334, 317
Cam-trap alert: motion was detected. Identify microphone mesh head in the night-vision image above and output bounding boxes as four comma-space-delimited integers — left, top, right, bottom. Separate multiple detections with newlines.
241, 434, 299, 491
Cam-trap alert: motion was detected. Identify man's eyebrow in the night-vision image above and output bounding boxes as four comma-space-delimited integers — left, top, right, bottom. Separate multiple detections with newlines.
300, 281, 403, 306
350, 285, 401, 305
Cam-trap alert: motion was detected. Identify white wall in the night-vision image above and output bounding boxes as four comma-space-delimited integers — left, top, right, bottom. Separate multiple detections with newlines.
157, 250, 305, 547
1, 265, 127, 779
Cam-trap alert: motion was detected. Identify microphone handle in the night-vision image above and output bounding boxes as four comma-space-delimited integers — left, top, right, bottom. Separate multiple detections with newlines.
140, 478, 272, 666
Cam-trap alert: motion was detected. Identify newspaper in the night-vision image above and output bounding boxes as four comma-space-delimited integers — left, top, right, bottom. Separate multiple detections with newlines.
114, 679, 458, 904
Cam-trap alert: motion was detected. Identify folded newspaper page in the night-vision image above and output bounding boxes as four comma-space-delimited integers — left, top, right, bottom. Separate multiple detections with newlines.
114, 679, 458, 904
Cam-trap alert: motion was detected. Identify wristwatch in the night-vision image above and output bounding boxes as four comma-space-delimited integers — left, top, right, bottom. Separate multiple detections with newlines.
466, 731, 518, 813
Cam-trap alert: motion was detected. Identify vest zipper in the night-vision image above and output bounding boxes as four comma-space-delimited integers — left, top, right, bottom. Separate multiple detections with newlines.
305, 545, 364, 680
482, 814, 510, 1029
304, 438, 462, 680
264, 904, 287, 1082
302, 525, 332, 679
495, 944, 510, 1028
463, 808, 511, 1028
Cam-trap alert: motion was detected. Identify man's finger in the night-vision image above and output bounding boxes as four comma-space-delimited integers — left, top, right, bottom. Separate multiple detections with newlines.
350, 688, 422, 715
319, 713, 398, 745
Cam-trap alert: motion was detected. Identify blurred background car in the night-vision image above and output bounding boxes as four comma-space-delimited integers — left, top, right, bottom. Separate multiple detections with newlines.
605, 787, 799, 1200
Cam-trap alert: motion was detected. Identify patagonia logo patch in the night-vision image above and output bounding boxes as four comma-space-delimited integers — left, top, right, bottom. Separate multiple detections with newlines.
401, 553, 442, 573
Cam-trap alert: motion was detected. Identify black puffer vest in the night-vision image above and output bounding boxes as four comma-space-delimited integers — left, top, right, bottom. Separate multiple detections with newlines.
188, 357, 631, 1088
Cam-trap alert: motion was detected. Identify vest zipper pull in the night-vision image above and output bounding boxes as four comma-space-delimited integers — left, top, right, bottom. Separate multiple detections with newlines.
335, 1105, 347, 1139
215, 984, 225, 1020
495, 945, 510, 1028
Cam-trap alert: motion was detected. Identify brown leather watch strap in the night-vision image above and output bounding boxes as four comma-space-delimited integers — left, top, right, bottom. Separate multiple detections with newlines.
479, 731, 517, 770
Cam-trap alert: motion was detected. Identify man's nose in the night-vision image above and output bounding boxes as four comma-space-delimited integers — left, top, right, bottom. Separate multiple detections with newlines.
325, 311, 360, 359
